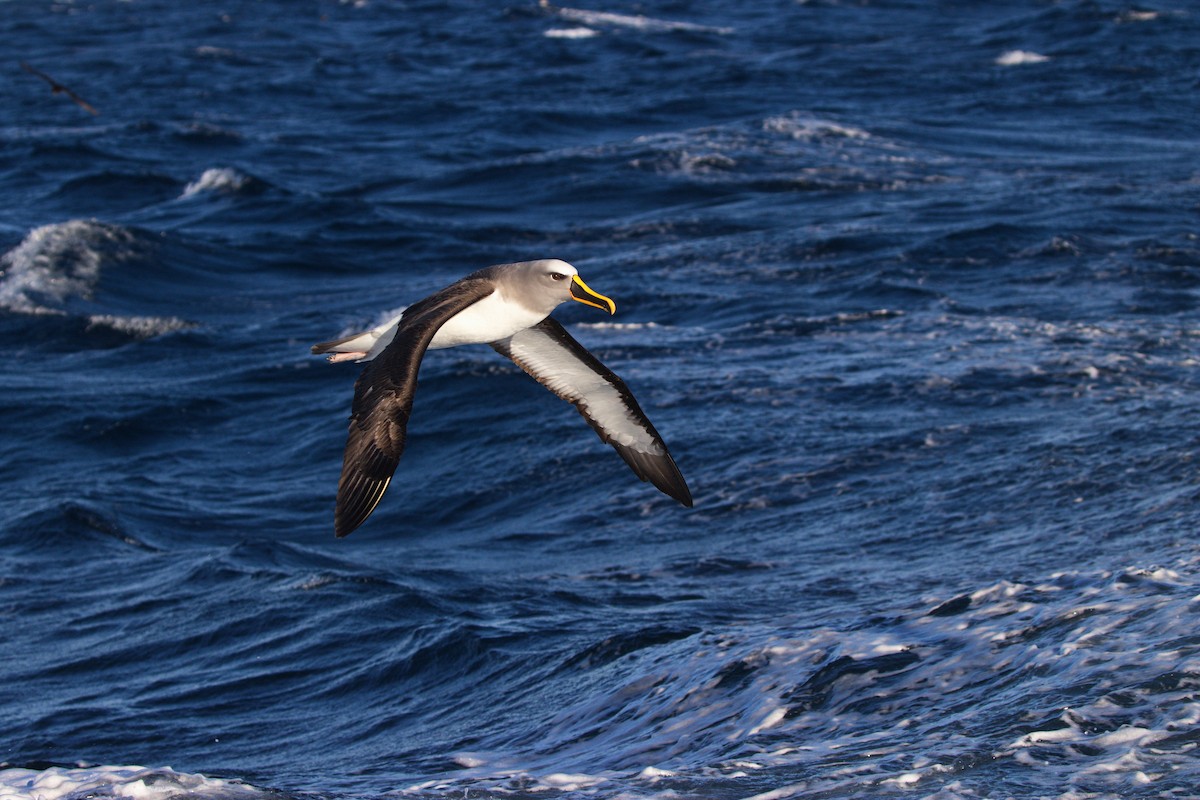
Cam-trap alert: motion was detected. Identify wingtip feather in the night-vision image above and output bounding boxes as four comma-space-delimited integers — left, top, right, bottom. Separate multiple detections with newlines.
614, 444, 692, 508
334, 473, 391, 538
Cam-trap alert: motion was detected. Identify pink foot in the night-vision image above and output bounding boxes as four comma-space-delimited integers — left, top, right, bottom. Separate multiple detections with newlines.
326, 352, 365, 363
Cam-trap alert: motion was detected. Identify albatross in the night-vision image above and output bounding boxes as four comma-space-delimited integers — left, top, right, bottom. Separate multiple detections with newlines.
313, 259, 692, 537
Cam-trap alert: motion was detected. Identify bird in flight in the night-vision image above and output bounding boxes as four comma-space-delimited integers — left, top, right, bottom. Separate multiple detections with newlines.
313, 259, 691, 537
20, 62, 99, 115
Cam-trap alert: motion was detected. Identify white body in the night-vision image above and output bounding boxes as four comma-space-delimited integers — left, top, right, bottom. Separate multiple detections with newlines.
429, 290, 547, 349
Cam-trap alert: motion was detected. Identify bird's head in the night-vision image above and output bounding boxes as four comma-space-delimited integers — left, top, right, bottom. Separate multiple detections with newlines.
523, 259, 616, 315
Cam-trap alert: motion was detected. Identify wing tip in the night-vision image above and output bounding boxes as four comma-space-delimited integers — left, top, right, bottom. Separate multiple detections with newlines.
334, 473, 392, 538
616, 445, 693, 508
660, 470, 693, 508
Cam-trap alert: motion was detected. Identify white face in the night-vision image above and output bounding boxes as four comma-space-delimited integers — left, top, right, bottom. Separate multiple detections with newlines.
525, 258, 579, 305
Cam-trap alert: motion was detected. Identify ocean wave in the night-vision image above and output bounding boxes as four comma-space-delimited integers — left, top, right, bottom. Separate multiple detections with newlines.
0, 765, 269, 800
995, 50, 1051, 66
86, 314, 194, 338
180, 167, 260, 199
419, 559, 1200, 797
761, 112, 871, 141
0, 220, 193, 340
544, 26, 599, 39
1116, 10, 1162, 23
576, 320, 662, 331
540, 0, 732, 34
0, 220, 138, 315
622, 112, 937, 193
411, 109, 920, 204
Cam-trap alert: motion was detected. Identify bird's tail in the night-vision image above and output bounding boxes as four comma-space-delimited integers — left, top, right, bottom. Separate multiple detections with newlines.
311, 310, 405, 363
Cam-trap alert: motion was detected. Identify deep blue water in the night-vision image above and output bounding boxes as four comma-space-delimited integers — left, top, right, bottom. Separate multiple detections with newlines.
3, 2, 1200, 799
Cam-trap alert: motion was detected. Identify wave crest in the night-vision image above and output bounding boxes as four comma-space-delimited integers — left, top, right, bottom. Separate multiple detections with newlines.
0, 220, 138, 315
181, 167, 260, 198
0, 220, 192, 340
0, 765, 268, 800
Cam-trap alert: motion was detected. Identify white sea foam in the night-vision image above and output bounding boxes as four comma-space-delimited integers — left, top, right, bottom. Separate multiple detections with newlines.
0, 219, 133, 314
996, 49, 1050, 66
626, 111, 933, 193
540, 0, 732, 34
0, 766, 265, 800
576, 320, 661, 331
87, 314, 194, 338
544, 26, 599, 39
540, 772, 606, 789
181, 167, 251, 198
762, 112, 871, 140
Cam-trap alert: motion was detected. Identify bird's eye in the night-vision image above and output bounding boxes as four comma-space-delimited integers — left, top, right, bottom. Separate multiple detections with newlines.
549, 272, 567, 281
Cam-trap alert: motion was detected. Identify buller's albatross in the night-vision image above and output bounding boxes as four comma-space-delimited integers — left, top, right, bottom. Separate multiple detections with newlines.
313, 259, 692, 537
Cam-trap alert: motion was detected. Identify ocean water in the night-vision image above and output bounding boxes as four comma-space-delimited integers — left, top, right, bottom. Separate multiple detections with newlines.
2, 1, 1199, 798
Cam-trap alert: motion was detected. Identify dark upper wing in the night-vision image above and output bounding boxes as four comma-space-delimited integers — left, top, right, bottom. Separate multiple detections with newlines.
20, 62, 99, 115
491, 317, 692, 507
334, 277, 496, 537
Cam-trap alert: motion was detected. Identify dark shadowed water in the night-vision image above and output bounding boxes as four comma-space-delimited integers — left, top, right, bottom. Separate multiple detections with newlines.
3, 2, 1200, 799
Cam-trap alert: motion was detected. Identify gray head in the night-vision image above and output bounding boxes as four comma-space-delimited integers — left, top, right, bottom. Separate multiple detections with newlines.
501, 259, 616, 316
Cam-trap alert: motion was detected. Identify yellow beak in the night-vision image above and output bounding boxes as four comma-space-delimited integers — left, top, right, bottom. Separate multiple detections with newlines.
569, 274, 616, 315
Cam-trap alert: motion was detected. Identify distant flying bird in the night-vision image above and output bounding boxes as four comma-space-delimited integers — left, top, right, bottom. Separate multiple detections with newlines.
313, 259, 692, 537
20, 62, 99, 115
